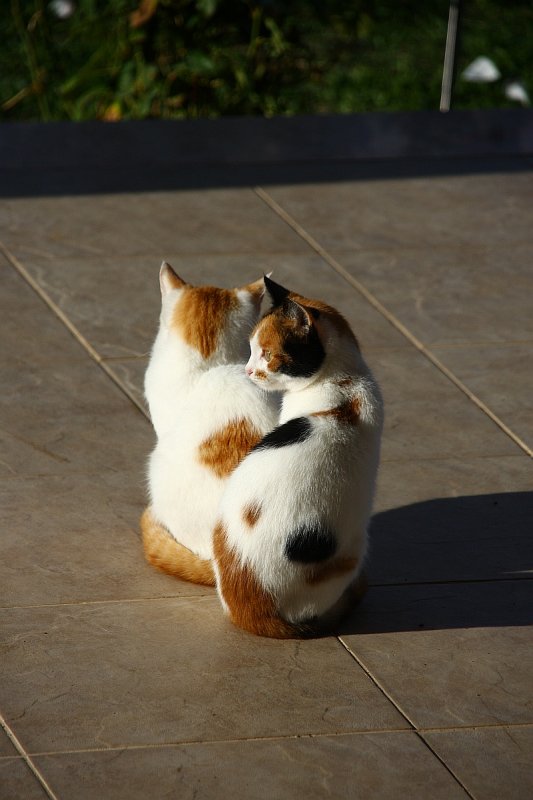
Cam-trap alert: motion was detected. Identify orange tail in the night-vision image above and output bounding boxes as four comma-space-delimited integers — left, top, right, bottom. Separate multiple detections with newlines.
140, 507, 216, 587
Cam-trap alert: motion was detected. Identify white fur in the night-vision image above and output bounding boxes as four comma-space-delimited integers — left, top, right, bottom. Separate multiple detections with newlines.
145, 267, 279, 560
216, 315, 383, 625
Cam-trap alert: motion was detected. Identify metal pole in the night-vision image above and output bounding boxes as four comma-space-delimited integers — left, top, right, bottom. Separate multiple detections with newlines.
440, 0, 462, 112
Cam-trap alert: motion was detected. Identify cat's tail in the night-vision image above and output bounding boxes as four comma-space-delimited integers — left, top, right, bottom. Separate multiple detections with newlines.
141, 507, 216, 587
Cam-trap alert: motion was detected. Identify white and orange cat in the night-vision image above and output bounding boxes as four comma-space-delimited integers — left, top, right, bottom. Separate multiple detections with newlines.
213, 276, 383, 637
141, 263, 278, 585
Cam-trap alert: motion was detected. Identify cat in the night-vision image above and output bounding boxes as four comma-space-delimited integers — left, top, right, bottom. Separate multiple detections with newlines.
213, 275, 383, 636
141, 263, 279, 586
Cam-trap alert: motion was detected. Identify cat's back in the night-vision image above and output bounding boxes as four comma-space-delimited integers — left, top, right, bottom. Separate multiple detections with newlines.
225, 371, 381, 491
218, 374, 382, 581
149, 366, 277, 559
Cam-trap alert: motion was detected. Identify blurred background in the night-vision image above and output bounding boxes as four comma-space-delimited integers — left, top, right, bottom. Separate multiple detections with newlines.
2, 0, 532, 123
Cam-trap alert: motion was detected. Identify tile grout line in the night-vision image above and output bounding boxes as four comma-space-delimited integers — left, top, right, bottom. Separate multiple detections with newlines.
0, 594, 213, 611
0, 713, 60, 800
416, 733, 478, 800
0, 242, 150, 421
9, 730, 414, 759
254, 187, 533, 460
380, 453, 529, 463
336, 638, 476, 799
336, 637, 418, 729
1, 573, 531, 611
5, 720, 533, 759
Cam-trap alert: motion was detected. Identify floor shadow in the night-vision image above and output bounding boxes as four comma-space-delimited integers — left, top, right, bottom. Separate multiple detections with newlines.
339, 491, 533, 635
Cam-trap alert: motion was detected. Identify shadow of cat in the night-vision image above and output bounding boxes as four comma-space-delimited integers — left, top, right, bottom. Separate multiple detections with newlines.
339, 491, 533, 635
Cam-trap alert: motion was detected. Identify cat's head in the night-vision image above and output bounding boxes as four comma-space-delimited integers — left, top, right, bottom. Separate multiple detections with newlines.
158, 261, 266, 365
246, 276, 358, 391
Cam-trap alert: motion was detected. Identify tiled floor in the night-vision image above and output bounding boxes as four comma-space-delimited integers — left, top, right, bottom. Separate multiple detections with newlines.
1, 166, 532, 799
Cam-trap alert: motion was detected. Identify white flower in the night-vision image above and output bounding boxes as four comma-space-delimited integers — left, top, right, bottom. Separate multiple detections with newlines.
504, 80, 530, 107
49, 0, 75, 19
462, 56, 501, 83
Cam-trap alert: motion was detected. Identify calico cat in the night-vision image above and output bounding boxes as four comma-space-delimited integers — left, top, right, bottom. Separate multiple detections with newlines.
213, 276, 383, 636
142, 263, 278, 586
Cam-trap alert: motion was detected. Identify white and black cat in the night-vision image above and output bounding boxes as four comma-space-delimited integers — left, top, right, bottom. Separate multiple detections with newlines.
213, 276, 383, 636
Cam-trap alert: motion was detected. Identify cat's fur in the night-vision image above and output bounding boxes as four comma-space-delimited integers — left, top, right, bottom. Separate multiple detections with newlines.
213, 276, 383, 637
142, 263, 278, 585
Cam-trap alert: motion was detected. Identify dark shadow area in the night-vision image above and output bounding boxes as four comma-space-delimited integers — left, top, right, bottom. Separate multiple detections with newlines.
2, 156, 533, 199
1, 109, 532, 197
339, 491, 533, 635
367, 491, 533, 585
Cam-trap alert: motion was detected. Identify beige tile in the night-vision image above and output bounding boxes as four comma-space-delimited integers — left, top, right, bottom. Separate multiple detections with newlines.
268, 172, 533, 251
369, 457, 533, 584
277, 257, 408, 353
331, 244, 533, 346
371, 349, 520, 460
0, 598, 407, 753
102, 358, 149, 412
430, 343, 533, 448
0, 759, 49, 799
424, 725, 533, 800
33, 733, 469, 800
0, 189, 309, 259
5, 251, 408, 361
0, 399, 151, 479
341, 581, 533, 728
375, 455, 532, 511
0, 260, 152, 478
0, 473, 207, 607
0, 729, 17, 757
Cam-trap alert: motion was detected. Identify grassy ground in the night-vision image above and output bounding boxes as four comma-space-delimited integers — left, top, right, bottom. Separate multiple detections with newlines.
2, 0, 532, 122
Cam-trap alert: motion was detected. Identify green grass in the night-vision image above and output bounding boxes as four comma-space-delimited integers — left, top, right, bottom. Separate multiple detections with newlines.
2, 0, 532, 122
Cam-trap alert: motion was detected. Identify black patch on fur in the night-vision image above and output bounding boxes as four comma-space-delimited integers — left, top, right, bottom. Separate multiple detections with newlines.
285, 525, 337, 563
281, 325, 325, 378
252, 417, 312, 452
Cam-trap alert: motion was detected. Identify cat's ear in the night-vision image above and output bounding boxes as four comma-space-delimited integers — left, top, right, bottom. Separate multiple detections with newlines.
159, 262, 187, 296
264, 275, 290, 307
282, 298, 313, 331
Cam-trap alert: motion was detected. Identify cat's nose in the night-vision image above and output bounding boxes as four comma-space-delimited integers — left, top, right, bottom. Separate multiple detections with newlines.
245, 365, 253, 376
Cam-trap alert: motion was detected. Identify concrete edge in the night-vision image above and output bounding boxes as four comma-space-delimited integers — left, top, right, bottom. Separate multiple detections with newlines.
1, 109, 533, 169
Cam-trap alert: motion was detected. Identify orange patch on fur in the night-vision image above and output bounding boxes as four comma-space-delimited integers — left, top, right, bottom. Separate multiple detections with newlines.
290, 292, 358, 346
242, 277, 265, 309
198, 418, 262, 478
242, 502, 261, 527
254, 369, 267, 380
213, 523, 306, 638
312, 397, 361, 425
172, 286, 238, 358
305, 556, 358, 585
335, 378, 353, 388
255, 311, 302, 374
140, 506, 215, 586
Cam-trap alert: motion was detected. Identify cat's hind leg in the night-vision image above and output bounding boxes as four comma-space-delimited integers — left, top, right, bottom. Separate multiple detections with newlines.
213, 521, 311, 639
140, 506, 215, 586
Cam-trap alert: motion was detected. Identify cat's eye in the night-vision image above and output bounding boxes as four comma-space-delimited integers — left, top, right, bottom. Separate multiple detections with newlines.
263, 349, 272, 363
